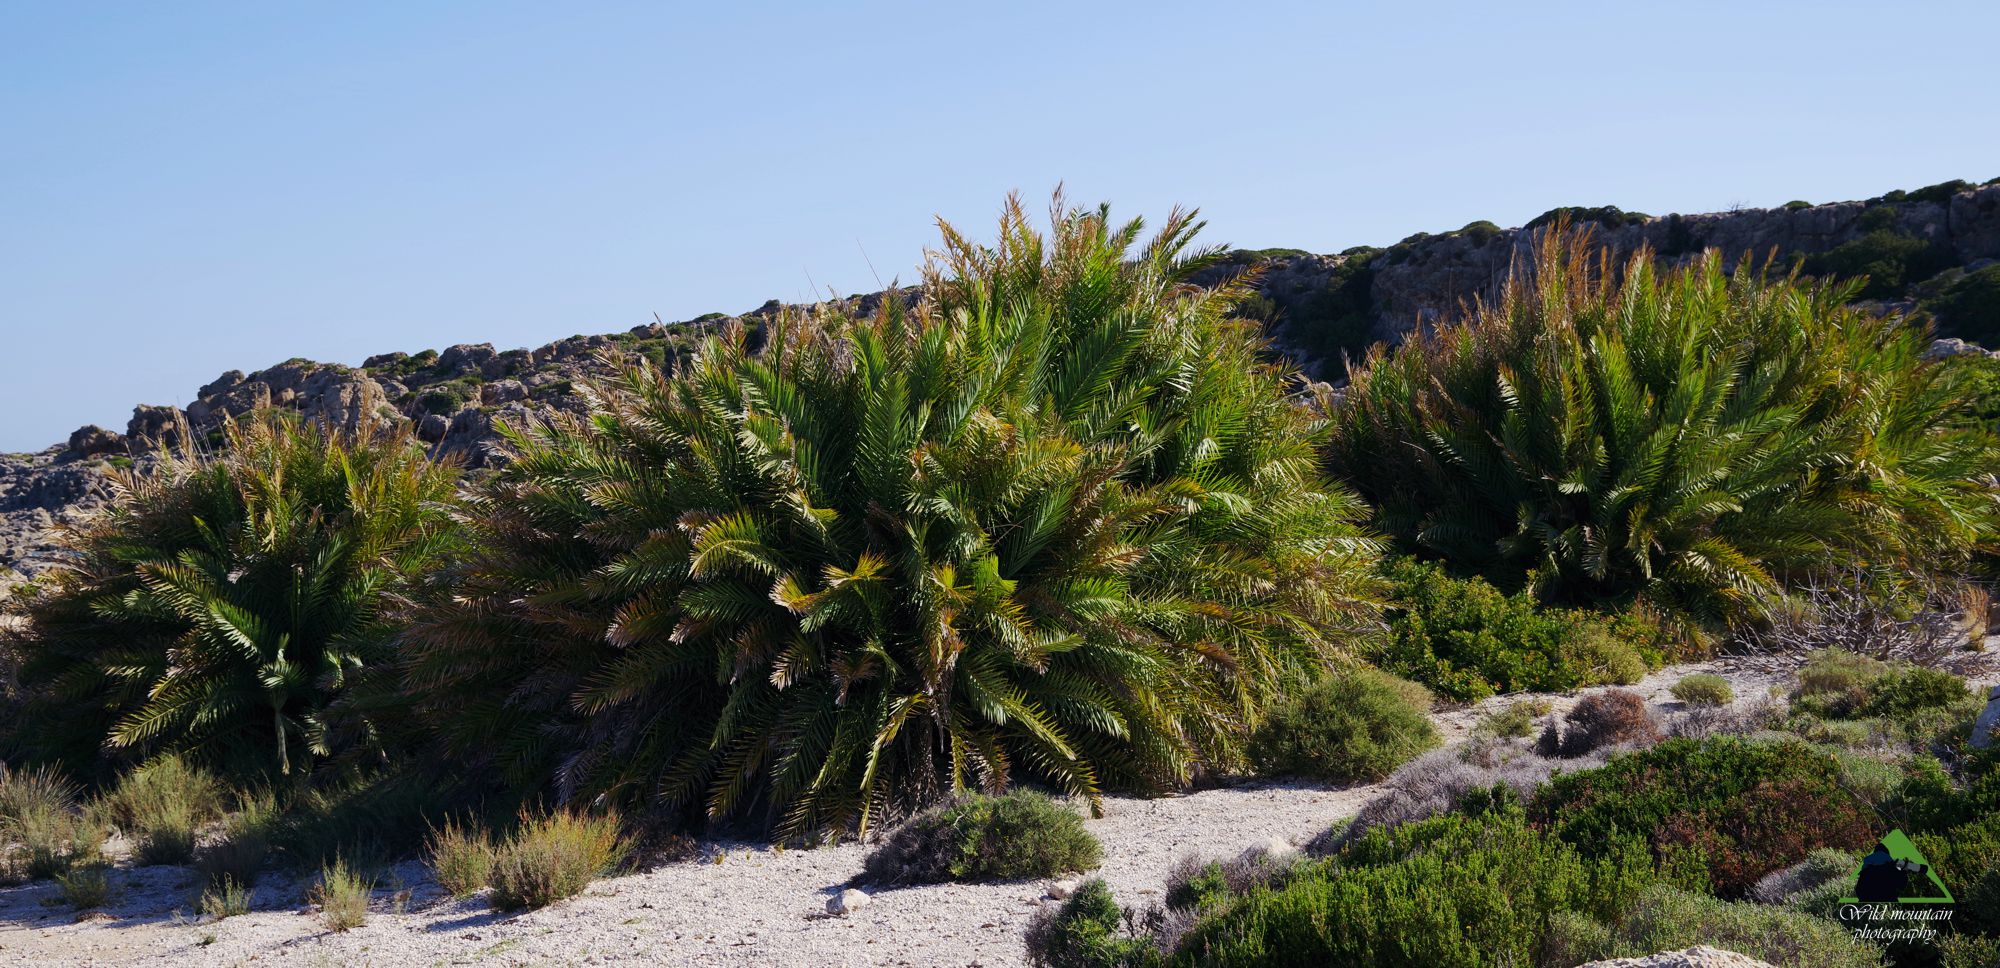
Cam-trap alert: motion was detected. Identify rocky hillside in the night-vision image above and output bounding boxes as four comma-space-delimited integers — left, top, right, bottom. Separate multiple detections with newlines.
4, 178, 1998, 580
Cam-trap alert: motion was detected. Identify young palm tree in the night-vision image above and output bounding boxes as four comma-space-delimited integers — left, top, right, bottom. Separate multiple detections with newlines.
405, 195, 1382, 838
1328, 222, 2000, 622
6, 413, 460, 782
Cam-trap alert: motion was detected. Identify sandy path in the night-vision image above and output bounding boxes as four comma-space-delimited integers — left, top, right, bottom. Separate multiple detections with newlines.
2, 656, 1991, 968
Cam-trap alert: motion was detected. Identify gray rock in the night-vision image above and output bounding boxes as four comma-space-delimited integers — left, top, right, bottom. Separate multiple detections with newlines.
1239, 835, 1300, 865
826, 888, 869, 916
1579, 947, 1776, 968
63, 425, 124, 459
197, 369, 246, 398
437, 343, 497, 375
482, 380, 528, 405
1973, 684, 2000, 750
417, 413, 449, 443
126, 405, 192, 452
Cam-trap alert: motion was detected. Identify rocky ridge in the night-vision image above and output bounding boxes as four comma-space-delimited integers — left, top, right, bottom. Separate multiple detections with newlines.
5, 179, 1999, 581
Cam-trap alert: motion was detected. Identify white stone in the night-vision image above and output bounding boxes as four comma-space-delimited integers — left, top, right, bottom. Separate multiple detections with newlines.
826, 888, 870, 916
1045, 878, 1079, 900
1238, 835, 1300, 864
1579, 946, 1776, 967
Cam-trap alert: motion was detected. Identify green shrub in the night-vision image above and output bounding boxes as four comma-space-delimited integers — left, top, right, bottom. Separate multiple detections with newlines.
1928, 265, 2000, 346
1805, 224, 1953, 299
406, 197, 1383, 838
487, 811, 626, 911
1529, 737, 1878, 896
199, 876, 251, 919
197, 792, 274, 888
1547, 883, 1880, 968
1167, 809, 1657, 967
1023, 878, 1158, 968
1783, 199, 1814, 210
427, 818, 494, 899
312, 858, 371, 931
0, 767, 103, 881
864, 791, 1102, 886
56, 863, 116, 910
1372, 559, 1659, 701
1940, 935, 2000, 968
265, 770, 441, 870
1329, 227, 1998, 623
8, 414, 461, 784
1476, 698, 1552, 740
1247, 667, 1438, 783
1793, 649, 1893, 717
1670, 673, 1735, 707
104, 756, 224, 866
1860, 665, 1971, 718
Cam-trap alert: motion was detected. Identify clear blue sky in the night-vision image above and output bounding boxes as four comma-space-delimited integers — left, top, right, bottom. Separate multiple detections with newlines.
5, 1, 1997, 451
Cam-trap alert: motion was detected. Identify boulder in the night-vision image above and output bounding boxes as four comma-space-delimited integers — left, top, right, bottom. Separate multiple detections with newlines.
197, 369, 247, 398
1045, 879, 1079, 900
1579, 947, 1776, 968
126, 405, 192, 452
482, 379, 528, 405
1239, 835, 1301, 865
1973, 685, 2000, 750
416, 413, 449, 444
826, 888, 869, 916
437, 343, 497, 375
298, 373, 393, 436
63, 425, 125, 460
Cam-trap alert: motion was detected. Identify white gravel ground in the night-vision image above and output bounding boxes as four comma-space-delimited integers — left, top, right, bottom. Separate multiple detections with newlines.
3, 657, 1992, 968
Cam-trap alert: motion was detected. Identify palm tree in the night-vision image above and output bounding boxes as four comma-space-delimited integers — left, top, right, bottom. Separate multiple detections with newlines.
1328, 222, 2000, 622
7, 413, 460, 782
404, 194, 1382, 838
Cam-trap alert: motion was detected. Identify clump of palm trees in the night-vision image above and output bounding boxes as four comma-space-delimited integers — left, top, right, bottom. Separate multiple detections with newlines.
2, 201, 1994, 847
7, 414, 458, 783
402, 195, 1383, 837
1329, 221, 1998, 622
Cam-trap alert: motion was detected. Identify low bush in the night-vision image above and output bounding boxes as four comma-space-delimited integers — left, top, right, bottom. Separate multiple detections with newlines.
1538, 690, 1660, 757
0, 765, 102, 881
487, 811, 626, 911
1162, 851, 1298, 914
1670, 673, 1735, 707
1371, 560, 1661, 701
199, 877, 251, 920
1529, 737, 1878, 896
1247, 667, 1438, 783
1860, 665, 1972, 718
266, 770, 442, 869
864, 792, 1101, 887
1170, 809, 1656, 967
1543, 883, 1881, 968
56, 863, 116, 910
312, 858, 371, 931
1475, 699, 1552, 740
1793, 649, 1892, 716
1022, 878, 1158, 968
1322, 738, 1624, 851
427, 818, 494, 899
1928, 265, 2000, 345
1748, 847, 1860, 904
196, 791, 275, 888
103, 757, 226, 866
